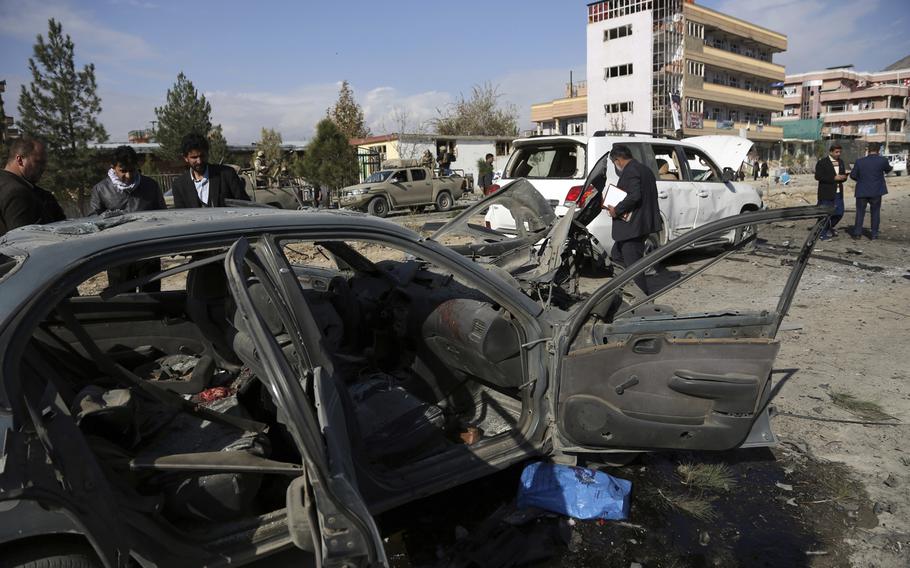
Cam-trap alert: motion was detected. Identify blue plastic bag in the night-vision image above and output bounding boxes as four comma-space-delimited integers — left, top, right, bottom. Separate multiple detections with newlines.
516, 462, 632, 520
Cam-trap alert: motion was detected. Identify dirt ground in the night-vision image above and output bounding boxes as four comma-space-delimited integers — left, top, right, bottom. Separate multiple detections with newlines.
756, 173, 910, 567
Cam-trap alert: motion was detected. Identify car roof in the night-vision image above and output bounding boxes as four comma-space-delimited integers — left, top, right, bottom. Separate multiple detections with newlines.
0, 208, 421, 320
512, 135, 587, 146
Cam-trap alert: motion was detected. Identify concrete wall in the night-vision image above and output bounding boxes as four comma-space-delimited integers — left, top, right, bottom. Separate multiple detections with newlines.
452, 140, 496, 187
587, 10, 653, 133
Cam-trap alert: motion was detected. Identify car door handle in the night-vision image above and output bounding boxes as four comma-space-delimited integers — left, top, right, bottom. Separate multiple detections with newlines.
696, 191, 709, 198
658, 191, 669, 199
632, 337, 661, 354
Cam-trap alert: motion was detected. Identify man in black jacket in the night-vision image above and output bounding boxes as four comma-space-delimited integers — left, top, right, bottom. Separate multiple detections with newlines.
171, 133, 250, 208
0, 137, 65, 237
90, 145, 166, 292
814, 143, 848, 240
604, 144, 662, 294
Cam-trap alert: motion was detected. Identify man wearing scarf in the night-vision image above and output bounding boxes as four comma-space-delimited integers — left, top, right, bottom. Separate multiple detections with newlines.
90, 145, 166, 292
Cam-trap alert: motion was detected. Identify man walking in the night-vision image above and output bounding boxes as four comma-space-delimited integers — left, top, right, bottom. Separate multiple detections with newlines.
604, 144, 662, 295
171, 133, 250, 208
848, 142, 891, 240
0, 137, 65, 236
90, 145, 166, 291
813, 143, 847, 240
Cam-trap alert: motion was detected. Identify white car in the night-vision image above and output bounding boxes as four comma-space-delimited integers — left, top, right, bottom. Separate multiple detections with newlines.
487, 132, 763, 257
882, 153, 907, 176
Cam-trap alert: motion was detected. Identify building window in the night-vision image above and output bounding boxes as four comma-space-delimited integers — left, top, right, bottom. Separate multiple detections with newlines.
495, 141, 510, 156
604, 63, 634, 81
604, 24, 633, 41
686, 60, 704, 77
687, 21, 704, 39
588, 0, 654, 23
604, 101, 634, 114
686, 98, 703, 113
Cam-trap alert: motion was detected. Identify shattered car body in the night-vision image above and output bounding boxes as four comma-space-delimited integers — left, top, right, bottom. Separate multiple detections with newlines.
0, 204, 829, 566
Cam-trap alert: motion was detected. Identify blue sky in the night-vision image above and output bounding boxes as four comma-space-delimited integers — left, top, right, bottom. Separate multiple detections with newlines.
1, 0, 908, 143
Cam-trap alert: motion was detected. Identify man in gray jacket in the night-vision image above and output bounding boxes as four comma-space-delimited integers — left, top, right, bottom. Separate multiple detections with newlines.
90, 145, 165, 291
90, 145, 165, 215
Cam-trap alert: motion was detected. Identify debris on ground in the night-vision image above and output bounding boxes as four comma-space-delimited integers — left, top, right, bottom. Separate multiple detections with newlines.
516, 462, 632, 521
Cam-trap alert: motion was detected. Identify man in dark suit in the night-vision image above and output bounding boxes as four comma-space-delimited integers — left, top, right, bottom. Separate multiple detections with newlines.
813, 143, 848, 240
0, 137, 65, 237
171, 133, 250, 208
604, 144, 662, 295
847, 142, 891, 240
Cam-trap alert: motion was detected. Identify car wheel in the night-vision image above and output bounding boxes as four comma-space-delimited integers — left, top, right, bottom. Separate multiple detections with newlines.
368, 197, 389, 218
735, 208, 758, 249
434, 191, 453, 212
2, 539, 101, 568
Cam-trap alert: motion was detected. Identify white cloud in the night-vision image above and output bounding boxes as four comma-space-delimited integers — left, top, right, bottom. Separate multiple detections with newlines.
0, 0, 157, 65
713, 0, 883, 73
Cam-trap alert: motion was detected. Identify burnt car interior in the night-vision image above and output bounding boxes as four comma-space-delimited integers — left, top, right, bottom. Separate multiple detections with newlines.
20, 234, 528, 548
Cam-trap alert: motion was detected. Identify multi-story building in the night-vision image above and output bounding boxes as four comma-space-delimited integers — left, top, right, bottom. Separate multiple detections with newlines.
774, 65, 909, 152
530, 79, 588, 136
583, 0, 786, 157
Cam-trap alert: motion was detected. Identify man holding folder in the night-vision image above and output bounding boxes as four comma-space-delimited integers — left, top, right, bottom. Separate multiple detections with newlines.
603, 144, 662, 295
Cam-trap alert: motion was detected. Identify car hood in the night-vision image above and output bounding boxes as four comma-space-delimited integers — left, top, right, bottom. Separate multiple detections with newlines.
340, 182, 373, 192
684, 135, 754, 171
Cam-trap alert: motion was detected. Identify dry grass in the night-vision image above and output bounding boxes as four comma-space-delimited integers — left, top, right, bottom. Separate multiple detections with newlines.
656, 489, 717, 522
676, 462, 738, 492
829, 391, 895, 422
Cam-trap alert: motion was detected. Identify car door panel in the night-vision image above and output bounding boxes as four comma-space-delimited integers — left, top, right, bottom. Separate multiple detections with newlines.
558, 336, 778, 450
553, 207, 829, 453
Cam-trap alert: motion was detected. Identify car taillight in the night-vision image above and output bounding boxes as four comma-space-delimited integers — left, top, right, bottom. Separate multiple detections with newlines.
564, 184, 596, 207
484, 184, 500, 196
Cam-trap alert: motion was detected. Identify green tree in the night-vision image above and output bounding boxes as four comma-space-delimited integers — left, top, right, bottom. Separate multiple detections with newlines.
255, 127, 283, 177
435, 82, 518, 137
154, 72, 226, 162
302, 118, 358, 199
17, 19, 108, 211
327, 81, 370, 139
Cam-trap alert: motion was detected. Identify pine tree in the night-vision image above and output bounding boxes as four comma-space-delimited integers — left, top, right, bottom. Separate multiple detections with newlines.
327, 81, 370, 140
435, 82, 518, 137
17, 19, 108, 211
301, 119, 358, 199
154, 72, 225, 162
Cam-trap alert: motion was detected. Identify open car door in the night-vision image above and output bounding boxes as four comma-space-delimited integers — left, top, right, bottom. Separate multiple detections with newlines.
225, 236, 388, 567
550, 206, 830, 453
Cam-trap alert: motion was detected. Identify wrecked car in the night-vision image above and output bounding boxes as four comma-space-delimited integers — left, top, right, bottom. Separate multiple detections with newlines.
0, 200, 829, 566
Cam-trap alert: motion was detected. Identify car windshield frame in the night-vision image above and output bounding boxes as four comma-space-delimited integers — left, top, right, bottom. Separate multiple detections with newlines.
364, 170, 394, 183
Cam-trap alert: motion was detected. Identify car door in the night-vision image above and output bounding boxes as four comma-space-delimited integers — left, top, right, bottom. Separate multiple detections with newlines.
680, 145, 731, 228
409, 168, 433, 204
646, 143, 693, 239
549, 206, 828, 453
224, 236, 388, 567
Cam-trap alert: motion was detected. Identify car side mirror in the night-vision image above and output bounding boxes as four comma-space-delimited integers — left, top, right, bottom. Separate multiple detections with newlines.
722, 168, 735, 182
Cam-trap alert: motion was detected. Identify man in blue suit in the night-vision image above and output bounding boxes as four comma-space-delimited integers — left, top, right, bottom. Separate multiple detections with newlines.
848, 142, 891, 240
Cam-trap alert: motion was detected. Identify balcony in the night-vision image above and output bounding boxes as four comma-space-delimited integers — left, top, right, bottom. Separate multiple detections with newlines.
819, 85, 908, 103
687, 45, 785, 82
683, 3, 787, 52
688, 83, 784, 112
685, 119, 783, 141
530, 95, 588, 123
821, 108, 907, 122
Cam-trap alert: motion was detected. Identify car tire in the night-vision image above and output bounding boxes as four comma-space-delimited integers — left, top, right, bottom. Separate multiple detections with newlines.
2, 539, 101, 568
434, 191, 453, 212
367, 197, 389, 218
735, 207, 759, 249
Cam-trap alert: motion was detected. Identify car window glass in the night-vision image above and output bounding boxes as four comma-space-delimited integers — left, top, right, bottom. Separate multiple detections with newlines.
391, 171, 407, 183
365, 170, 393, 183
651, 144, 683, 181
506, 143, 585, 179
683, 147, 722, 182
410, 169, 427, 181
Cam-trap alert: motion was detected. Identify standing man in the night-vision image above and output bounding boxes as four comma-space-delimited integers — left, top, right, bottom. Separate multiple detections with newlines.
753, 160, 760, 181
604, 144, 662, 295
0, 137, 65, 236
437, 145, 452, 176
478, 153, 495, 194
90, 145, 166, 292
171, 133, 250, 208
813, 143, 847, 240
848, 142, 891, 240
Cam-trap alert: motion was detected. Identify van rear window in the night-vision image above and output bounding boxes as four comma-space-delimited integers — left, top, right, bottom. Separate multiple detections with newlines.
505, 143, 586, 179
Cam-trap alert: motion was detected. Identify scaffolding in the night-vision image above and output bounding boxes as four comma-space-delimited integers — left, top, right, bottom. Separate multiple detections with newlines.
651, 0, 684, 136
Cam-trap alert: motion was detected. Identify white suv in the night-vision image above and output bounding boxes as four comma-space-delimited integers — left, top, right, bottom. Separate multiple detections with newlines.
487, 132, 763, 255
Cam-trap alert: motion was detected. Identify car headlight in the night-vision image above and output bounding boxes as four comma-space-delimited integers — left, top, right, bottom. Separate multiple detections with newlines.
351, 189, 366, 196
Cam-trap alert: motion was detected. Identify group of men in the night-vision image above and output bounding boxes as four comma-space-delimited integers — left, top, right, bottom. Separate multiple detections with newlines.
815, 142, 891, 240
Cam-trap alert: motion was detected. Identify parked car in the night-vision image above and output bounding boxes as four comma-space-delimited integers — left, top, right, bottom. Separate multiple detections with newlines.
339, 163, 464, 217
0, 201, 828, 567
162, 166, 311, 210
882, 152, 907, 176
487, 132, 763, 256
